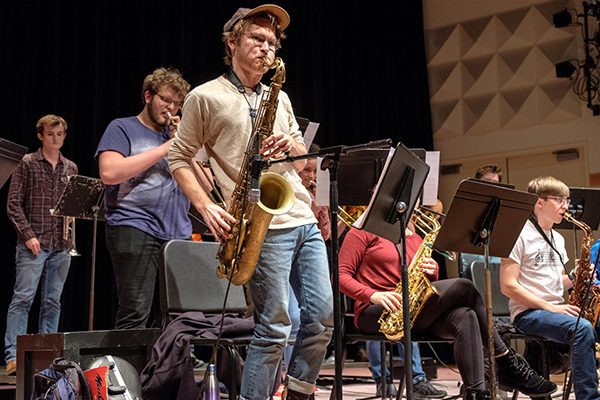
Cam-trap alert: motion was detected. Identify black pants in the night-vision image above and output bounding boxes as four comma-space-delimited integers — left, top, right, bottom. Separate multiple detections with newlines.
106, 225, 166, 329
357, 278, 508, 391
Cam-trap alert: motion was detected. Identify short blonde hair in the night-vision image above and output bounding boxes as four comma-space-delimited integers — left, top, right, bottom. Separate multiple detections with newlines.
527, 176, 569, 199
36, 114, 67, 134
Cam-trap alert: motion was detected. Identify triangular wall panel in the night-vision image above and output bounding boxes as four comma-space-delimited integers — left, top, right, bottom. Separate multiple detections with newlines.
426, 0, 581, 137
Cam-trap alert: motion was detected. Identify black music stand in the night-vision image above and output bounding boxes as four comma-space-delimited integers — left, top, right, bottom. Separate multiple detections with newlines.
355, 143, 430, 400
434, 179, 537, 398
337, 149, 390, 206
51, 175, 106, 331
0, 138, 27, 188
265, 138, 393, 400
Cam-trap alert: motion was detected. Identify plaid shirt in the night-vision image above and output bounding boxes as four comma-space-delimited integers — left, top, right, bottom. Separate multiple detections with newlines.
7, 148, 78, 250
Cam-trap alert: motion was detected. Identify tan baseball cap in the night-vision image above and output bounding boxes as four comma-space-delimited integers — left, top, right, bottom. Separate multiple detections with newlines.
223, 4, 290, 33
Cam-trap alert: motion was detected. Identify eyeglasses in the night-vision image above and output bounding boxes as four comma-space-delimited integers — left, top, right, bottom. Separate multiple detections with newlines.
244, 33, 278, 51
545, 196, 571, 206
156, 93, 184, 108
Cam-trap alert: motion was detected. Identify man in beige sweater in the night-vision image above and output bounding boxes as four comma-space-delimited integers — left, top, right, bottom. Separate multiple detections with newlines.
168, 5, 333, 400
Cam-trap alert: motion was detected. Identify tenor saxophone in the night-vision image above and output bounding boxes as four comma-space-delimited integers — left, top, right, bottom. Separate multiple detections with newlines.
378, 209, 440, 340
564, 212, 600, 326
216, 57, 295, 286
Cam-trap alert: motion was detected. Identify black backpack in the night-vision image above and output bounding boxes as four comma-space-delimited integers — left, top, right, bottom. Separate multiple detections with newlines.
31, 357, 92, 400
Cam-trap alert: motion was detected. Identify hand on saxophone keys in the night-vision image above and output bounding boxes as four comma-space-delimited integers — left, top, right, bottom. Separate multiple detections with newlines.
419, 258, 438, 277
196, 200, 235, 242
260, 131, 295, 160
370, 291, 403, 312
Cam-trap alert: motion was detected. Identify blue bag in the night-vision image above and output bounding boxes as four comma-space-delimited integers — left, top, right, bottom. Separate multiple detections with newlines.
31, 357, 92, 400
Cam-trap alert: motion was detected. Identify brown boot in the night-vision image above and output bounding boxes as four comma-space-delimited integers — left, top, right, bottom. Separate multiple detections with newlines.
6, 360, 16, 376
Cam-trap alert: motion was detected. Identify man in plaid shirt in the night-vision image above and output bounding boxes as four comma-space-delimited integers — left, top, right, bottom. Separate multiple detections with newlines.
4, 114, 78, 376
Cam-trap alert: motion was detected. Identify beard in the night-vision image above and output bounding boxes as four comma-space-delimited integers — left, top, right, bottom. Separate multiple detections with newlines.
148, 98, 168, 128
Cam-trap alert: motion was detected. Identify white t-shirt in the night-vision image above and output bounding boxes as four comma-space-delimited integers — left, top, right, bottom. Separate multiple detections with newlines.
507, 219, 569, 322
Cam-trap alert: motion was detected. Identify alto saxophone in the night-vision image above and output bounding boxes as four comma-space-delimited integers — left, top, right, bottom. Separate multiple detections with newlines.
378, 209, 440, 340
564, 212, 600, 326
216, 57, 295, 286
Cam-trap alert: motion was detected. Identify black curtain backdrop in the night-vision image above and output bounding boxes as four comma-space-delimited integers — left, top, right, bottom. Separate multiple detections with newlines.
0, 1, 433, 354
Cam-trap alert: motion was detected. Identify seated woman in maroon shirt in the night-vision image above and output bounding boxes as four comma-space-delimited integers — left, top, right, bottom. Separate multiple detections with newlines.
338, 222, 557, 400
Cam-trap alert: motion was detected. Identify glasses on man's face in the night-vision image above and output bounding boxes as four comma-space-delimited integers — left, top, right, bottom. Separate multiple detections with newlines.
156, 93, 184, 109
244, 32, 278, 52
545, 196, 571, 206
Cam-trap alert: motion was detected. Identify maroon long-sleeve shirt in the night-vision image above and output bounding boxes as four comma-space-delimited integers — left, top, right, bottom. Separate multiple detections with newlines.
338, 227, 438, 328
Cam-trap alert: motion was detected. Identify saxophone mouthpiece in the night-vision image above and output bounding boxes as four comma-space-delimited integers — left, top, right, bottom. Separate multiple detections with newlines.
262, 58, 273, 69
563, 211, 572, 221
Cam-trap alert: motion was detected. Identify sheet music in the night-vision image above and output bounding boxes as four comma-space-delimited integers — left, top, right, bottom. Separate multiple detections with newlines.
354, 147, 395, 229
422, 151, 440, 206
315, 157, 329, 206
303, 122, 320, 149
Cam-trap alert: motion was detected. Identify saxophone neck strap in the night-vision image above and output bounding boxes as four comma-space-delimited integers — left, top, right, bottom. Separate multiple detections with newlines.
225, 67, 262, 95
529, 214, 565, 266
225, 67, 262, 120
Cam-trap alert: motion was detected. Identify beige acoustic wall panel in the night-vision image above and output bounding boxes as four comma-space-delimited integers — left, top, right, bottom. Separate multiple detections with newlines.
425, 0, 579, 139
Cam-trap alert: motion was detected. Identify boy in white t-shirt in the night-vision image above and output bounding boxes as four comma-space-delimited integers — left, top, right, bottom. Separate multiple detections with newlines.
500, 176, 600, 400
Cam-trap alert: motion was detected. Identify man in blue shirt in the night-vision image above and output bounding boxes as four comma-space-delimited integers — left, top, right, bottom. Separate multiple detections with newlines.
95, 67, 192, 329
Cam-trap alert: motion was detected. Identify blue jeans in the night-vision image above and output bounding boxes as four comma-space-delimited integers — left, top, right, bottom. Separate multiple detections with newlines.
283, 286, 301, 371
241, 224, 334, 399
105, 225, 166, 329
515, 309, 600, 400
5, 244, 71, 362
366, 341, 426, 385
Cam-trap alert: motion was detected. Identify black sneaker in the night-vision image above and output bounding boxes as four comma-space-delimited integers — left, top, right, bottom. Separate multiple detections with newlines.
464, 389, 491, 400
376, 381, 398, 398
413, 380, 447, 399
496, 348, 557, 396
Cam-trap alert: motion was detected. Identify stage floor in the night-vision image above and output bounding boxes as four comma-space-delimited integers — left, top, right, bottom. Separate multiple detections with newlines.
0, 362, 576, 400
312, 363, 574, 400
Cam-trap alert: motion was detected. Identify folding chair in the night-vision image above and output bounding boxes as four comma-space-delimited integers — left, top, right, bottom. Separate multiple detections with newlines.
158, 239, 251, 399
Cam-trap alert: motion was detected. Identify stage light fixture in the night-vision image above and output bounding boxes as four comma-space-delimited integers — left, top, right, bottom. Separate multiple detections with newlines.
555, 61, 577, 78
589, 1, 600, 19
553, 9, 572, 27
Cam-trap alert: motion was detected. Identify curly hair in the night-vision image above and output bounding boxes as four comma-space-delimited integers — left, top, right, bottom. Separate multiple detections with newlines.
141, 67, 190, 105
36, 114, 67, 134
527, 176, 570, 199
222, 12, 286, 66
